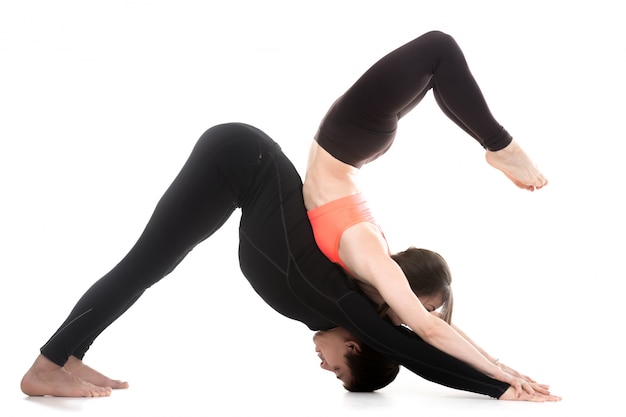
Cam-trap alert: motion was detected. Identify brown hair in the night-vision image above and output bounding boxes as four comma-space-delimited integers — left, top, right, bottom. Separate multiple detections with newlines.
391, 247, 454, 323
343, 343, 400, 392
341, 247, 452, 392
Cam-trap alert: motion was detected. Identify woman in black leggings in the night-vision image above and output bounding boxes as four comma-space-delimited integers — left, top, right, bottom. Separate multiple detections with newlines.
21, 123, 557, 401
303, 31, 550, 397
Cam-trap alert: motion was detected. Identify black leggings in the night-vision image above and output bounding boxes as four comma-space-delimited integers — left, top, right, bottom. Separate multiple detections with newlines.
40, 123, 509, 398
315, 30, 512, 168
41, 123, 290, 364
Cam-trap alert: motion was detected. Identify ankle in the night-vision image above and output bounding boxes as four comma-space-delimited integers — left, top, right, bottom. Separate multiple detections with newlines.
33, 354, 64, 372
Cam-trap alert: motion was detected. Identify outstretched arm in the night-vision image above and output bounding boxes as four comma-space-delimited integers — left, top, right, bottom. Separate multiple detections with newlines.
432, 312, 557, 396
336, 290, 562, 401
339, 223, 534, 397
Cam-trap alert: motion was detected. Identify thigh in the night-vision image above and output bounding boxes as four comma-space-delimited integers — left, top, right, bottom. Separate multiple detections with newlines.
118, 123, 267, 286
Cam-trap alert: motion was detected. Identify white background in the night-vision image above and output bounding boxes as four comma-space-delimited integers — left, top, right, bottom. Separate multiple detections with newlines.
2, 1, 624, 416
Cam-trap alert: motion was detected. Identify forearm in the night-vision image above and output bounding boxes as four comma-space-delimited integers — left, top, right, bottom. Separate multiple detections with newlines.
345, 236, 508, 386
373, 271, 502, 378
450, 322, 498, 364
417, 317, 503, 379
368, 261, 503, 378
337, 292, 510, 398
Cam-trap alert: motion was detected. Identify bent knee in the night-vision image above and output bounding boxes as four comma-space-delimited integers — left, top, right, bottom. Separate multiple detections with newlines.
421, 30, 456, 46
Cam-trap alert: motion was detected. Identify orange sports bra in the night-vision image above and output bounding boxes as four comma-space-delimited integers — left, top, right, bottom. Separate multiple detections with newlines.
307, 193, 388, 276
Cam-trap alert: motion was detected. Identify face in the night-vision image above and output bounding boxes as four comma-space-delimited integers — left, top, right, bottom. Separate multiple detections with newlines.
385, 292, 445, 325
313, 327, 360, 386
417, 293, 445, 313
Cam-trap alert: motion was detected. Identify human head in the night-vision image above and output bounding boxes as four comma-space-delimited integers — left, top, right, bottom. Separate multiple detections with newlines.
313, 328, 399, 392
391, 247, 454, 323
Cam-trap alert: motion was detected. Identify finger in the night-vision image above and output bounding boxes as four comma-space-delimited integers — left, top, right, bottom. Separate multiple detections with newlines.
533, 393, 562, 402
532, 385, 551, 395
526, 395, 546, 403
513, 390, 544, 402
523, 382, 535, 396
531, 383, 550, 391
523, 374, 537, 383
514, 379, 535, 397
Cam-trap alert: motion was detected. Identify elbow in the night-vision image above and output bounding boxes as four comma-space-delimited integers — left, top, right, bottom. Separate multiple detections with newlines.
416, 317, 445, 343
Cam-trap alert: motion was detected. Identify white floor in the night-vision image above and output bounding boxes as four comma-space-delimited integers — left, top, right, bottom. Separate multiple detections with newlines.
2, 380, 587, 417
6, 288, 621, 417
2, 1, 624, 416
5, 216, 623, 416
5, 326, 619, 417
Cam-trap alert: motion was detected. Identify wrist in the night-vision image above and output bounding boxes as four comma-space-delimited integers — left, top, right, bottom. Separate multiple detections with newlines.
491, 362, 509, 381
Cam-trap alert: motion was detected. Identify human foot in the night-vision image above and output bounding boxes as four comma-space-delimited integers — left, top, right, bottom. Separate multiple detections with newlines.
65, 356, 129, 390
21, 354, 112, 397
485, 140, 548, 191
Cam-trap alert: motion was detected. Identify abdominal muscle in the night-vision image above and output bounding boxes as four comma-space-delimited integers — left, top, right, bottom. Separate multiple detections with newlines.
304, 140, 393, 311
303, 140, 362, 210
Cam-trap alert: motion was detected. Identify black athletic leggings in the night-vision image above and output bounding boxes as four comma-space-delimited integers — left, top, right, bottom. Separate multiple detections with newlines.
40, 123, 509, 398
41, 123, 282, 363
315, 30, 512, 168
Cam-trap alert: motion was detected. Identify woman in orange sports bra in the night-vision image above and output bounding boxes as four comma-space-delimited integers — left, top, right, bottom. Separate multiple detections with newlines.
303, 31, 548, 396
307, 193, 388, 276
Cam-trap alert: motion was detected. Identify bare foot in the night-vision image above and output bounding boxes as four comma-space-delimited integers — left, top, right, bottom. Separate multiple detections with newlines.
21, 354, 112, 397
485, 140, 548, 191
65, 356, 129, 390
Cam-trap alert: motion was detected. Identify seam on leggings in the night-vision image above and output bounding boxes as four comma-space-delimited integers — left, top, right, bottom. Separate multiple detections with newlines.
40, 308, 93, 353
266, 151, 336, 305
239, 228, 287, 275
265, 151, 505, 396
